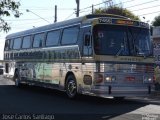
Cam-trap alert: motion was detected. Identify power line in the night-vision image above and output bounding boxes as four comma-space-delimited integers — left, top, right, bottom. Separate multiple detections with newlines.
132, 4, 160, 12
5, 0, 160, 25
80, 0, 135, 12
78, 0, 136, 15
5, 17, 53, 21
80, 0, 112, 11
79, 0, 159, 13
139, 10, 160, 16
11, 20, 46, 27
26, 9, 51, 24
126, 0, 159, 9
113, 0, 136, 7
20, 8, 74, 11
79, 10, 90, 14
79, 0, 160, 17
65, 12, 75, 20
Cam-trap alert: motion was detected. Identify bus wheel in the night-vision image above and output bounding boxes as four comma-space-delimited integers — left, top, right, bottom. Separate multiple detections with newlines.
14, 71, 21, 87
66, 75, 77, 99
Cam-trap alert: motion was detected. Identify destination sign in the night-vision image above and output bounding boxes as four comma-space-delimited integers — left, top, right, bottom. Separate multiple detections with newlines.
99, 18, 112, 24
116, 20, 134, 25
98, 18, 149, 28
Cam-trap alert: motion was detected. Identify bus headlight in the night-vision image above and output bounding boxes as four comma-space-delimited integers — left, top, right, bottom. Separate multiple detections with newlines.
143, 76, 152, 83
105, 76, 116, 82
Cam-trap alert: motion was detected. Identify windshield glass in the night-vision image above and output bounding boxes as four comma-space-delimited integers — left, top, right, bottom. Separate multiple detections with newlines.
93, 25, 152, 56
128, 27, 151, 56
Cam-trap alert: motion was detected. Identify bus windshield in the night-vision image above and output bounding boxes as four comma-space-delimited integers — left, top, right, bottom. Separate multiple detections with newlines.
93, 25, 152, 57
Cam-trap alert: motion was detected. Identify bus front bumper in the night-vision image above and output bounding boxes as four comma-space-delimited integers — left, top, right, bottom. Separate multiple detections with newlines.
89, 85, 155, 97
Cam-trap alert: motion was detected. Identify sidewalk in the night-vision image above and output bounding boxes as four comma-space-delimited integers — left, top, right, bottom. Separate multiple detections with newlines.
128, 91, 160, 105
148, 91, 160, 101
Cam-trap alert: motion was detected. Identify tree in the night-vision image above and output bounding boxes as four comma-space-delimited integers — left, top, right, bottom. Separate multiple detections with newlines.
152, 15, 160, 26
0, 0, 21, 32
94, 6, 140, 21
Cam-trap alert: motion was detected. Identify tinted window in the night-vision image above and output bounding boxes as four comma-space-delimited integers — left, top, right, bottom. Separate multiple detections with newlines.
13, 38, 22, 49
9, 40, 13, 49
33, 33, 44, 48
61, 26, 79, 45
22, 36, 31, 49
46, 30, 60, 46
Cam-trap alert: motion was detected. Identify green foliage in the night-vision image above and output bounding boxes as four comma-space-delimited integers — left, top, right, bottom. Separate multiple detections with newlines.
152, 15, 160, 26
94, 6, 140, 21
0, 0, 21, 32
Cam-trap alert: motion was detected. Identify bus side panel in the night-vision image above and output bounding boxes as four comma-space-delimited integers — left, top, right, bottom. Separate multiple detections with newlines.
43, 63, 60, 84
19, 62, 44, 81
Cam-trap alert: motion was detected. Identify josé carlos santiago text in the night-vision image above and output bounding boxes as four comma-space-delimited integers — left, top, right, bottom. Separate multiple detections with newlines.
2, 114, 55, 120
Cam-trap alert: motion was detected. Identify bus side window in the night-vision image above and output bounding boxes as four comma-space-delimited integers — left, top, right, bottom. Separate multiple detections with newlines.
61, 26, 79, 45
13, 38, 22, 50
22, 36, 31, 49
46, 30, 60, 47
33, 33, 44, 48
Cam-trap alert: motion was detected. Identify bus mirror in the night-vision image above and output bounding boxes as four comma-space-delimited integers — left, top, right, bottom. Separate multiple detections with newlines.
84, 34, 91, 46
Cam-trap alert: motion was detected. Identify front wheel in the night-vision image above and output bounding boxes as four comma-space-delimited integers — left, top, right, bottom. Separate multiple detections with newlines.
65, 75, 77, 99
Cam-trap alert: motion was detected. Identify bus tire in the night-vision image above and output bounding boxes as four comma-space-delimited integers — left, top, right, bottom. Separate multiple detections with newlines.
65, 74, 77, 99
13, 71, 22, 87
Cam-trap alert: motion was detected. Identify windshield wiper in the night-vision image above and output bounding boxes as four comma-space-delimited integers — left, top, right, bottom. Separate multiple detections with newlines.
116, 32, 129, 57
116, 43, 124, 57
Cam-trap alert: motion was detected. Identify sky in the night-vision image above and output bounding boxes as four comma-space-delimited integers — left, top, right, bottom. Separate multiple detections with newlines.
1, 0, 160, 59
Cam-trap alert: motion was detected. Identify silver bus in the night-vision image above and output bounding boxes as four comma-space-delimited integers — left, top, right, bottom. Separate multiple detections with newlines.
4, 14, 154, 99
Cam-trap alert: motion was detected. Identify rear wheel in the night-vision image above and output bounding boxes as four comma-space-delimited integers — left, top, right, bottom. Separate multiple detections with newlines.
65, 75, 77, 99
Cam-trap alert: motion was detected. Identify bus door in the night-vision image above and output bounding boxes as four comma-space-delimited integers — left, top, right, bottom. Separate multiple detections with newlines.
83, 28, 92, 56
81, 27, 93, 90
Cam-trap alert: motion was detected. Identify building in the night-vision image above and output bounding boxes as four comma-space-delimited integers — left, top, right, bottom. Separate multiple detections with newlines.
153, 26, 160, 84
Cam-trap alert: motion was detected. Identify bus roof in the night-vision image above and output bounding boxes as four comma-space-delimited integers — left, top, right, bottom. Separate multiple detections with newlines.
6, 14, 131, 39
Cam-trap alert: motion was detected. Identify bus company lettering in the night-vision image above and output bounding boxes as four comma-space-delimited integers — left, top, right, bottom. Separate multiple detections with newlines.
6, 47, 80, 61
120, 57, 141, 62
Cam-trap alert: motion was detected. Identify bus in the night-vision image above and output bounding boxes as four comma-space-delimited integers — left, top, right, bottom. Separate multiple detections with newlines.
4, 14, 154, 99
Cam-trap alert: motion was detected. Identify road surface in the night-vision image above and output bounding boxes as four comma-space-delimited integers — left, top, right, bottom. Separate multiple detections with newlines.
0, 75, 160, 120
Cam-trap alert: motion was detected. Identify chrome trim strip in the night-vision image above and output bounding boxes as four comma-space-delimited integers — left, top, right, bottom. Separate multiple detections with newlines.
80, 25, 91, 28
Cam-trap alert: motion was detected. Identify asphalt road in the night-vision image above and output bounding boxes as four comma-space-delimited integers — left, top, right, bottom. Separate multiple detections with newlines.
0, 75, 160, 120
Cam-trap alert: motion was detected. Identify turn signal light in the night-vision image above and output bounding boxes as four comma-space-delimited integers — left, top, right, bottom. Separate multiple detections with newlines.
125, 76, 135, 81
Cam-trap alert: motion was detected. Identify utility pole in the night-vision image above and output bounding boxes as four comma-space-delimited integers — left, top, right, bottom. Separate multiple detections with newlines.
92, 4, 94, 14
75, 0, 80, 17
54, 5, 57, 23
